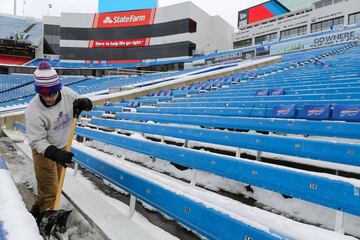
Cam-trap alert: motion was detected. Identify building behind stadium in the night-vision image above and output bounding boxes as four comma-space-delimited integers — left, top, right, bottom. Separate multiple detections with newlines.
233, 0, 360, 49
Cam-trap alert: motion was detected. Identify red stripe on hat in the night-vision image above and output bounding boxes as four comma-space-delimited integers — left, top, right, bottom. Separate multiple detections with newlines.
34, 74, 58, 80
34, 80, 61, 87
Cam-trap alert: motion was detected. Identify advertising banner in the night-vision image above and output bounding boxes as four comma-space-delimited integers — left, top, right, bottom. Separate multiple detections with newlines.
305, 29, 360, 48
270, 28, 360, 55
90, 39, 147, 48
99, 0, 158, 13
92, 9, 157, 28
238, 10, 249, 28
277, 0, 315, 12
206, 50, 255, 64
85, 8, 157, 53
238, 0, 289, 26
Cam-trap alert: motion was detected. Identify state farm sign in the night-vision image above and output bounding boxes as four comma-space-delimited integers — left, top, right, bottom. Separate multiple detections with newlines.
92, 9, 156, 28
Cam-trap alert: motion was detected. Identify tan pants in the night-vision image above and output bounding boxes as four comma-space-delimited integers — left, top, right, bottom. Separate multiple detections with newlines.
32, 149, 63, 213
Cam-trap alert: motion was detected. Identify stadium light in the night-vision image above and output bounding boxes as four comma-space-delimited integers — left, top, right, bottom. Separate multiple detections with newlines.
13, 0, 16, 16
22, 0, 25, 16
47, 3, 52, 16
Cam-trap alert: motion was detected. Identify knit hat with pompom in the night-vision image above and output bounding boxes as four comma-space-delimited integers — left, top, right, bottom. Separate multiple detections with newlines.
33, 61, 62, 95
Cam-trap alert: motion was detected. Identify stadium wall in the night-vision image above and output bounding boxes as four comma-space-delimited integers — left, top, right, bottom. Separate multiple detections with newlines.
151, 2, 234, 54
43, 16, 60, 56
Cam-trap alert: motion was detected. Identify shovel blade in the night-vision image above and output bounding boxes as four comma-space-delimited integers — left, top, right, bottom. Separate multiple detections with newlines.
38, 210, 72, 239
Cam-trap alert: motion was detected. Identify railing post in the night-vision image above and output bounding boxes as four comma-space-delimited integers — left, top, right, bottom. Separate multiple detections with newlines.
73, 135, 86, 177
191, 169, 198, 186
236, 148, 241, 158
129, 194, 137, 218
183, 139, 197, 186
334, 170, 345, 234
184, 139, 189, 148
256, 151, 262, 161
335, 210, 345, 234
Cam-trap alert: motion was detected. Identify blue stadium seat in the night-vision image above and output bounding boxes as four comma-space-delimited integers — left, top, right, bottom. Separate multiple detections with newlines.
298, 104, 332, 120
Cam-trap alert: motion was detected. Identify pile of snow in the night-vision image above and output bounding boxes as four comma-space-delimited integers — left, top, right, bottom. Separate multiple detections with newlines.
0, 168, 41, 240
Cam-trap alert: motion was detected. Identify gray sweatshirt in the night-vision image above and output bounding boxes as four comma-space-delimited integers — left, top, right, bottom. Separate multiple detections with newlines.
25, 87, 79, 155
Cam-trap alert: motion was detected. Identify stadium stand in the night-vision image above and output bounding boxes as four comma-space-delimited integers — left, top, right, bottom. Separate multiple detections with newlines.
61, 41, 360, 239
0, 15, 42, 45
0, 64, 227, 110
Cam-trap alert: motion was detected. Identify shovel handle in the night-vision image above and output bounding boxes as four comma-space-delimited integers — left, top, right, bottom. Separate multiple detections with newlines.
53, 117, 77, 210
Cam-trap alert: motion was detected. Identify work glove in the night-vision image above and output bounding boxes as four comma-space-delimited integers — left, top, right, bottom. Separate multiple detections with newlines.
44, 145, 74, 168
73, 98, 93, 117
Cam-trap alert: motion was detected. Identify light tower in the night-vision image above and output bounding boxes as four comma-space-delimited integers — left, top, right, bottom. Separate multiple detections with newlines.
13, 0, 16, 15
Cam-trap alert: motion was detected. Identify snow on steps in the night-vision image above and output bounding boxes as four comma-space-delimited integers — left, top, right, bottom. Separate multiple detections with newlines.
3, 129, 178, 240
0, 155, 42, 240
63, 170, 178, 240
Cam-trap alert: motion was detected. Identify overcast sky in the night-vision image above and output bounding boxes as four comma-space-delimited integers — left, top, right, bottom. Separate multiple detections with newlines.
0, 0, 268, 28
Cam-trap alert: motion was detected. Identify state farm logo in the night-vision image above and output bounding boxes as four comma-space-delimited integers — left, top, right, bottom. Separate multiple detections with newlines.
102, 14, 146, 24
103, 16, 112, 24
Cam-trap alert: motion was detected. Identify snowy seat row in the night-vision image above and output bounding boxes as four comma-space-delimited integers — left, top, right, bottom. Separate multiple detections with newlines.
157, 99, 360, 108
89, 118, 360, 167
135, 104, 360, 121
71, 146, 285, 240
235, 75, 359, 86
74, 127, 360, 217
202, 85, 360, 98
81, 111, 360, 139
173, 92, 360, 103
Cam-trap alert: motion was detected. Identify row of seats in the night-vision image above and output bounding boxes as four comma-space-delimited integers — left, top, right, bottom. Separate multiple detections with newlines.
129, 42, 360, 122
0, 75, 87, 107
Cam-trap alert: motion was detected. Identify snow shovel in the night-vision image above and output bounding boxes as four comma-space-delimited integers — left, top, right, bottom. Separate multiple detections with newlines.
38, 117, 78, 239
